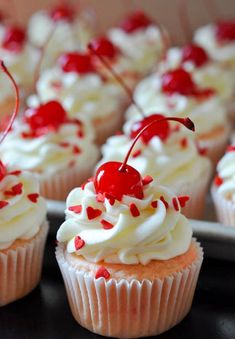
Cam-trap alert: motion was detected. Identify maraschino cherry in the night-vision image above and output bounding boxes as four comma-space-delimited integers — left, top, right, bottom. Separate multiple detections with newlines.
181, 44, 209, 67
89, 36, 119, 59
215, 21, 235, 43
120, 10, 152, 33
2, 26, 26, 52
58, 52, 95, 74
50, 4, 74, 22
94, 117, 195, 201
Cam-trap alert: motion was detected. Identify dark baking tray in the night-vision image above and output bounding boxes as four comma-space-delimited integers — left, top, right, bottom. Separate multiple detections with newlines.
0, 215, 235, 339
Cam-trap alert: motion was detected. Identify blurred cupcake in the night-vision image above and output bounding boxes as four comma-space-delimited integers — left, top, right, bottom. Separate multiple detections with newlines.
125, 68, 229, 165
108, 10, 169, 76
31, 51, 126, 144
97, 114, 212, 219
211, 145, 235, 226
0, 161, 48, 306
56, 158, 203, 337
0, 101, 99, 201
28, 3, 95, 69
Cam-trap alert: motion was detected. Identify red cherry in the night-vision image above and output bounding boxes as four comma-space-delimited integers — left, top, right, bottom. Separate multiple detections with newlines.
130, 114, 170, 144
181, 44, 209, 67
50, 5, 74, 22
94, 161, 143, 201
24, 100, 67, 135
58, 52, 95, 74
120, 10, 152, 33
215, 21, 235, 43
89, 36, 119, 59
162, 68, 197, 96
2, 26, 26, 52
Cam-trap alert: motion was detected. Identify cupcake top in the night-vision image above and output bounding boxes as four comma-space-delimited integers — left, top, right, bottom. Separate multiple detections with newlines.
0, 24, 39, 96
214, 145, 235, 201
0, 161, 46, 250
125, 68, 227, 136
32, 51, 124, 119
57, 178, 192, 265
0, 101, 99, 177
157, 44, 234, 102
97, 116, 211, 188
108, 10, 169, 75
194, 21, 235, 69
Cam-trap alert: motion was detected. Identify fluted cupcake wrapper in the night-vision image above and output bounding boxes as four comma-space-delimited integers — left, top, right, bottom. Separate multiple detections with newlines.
211, 185, 235, 227
0, 221, 49, 306
56, 240, 203, 338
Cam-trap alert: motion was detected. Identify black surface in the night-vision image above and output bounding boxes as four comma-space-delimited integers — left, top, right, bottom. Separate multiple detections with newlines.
1, 217, 235, 339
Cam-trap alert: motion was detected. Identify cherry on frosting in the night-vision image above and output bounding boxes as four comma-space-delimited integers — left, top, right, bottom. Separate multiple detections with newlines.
50, 4, 74, 22
58, 52, 95, 74
181, 44, 209, 67
215, 21, 235, 43
162, 68, 197, 96
89, 36, 119, 59
2, 26, 26, 52
130, 114, 170, 144
120, 10, 152, 33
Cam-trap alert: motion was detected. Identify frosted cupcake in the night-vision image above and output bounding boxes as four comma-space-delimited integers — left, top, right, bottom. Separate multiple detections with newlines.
97, 114, 212, 219
32, 51, 126, 144
211, 145, 235, 226
0, 100, 99, 201
125, 68, 229, 164
28, 3, 94, 69
0, 161, 48, 306
55, 117, 203, 337
108, 10, 169, 76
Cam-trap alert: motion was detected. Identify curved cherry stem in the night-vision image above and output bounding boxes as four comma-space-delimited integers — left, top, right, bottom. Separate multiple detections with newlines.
119, 117, 195, 172
0, 60, 19, 144
178, 0, 191, 42
88, 43, 145, 117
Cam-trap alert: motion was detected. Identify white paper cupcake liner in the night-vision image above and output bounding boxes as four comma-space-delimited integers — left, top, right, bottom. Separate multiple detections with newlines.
211, 185, 235, 226
56, 240, 203, 338
0, 221, 49, 306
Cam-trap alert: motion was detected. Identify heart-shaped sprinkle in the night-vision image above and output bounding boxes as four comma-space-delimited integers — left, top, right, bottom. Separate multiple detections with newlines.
68, 205, 82, 214
129, 203, 140, 217
86, 206, 102, 220
74, 236, 85, 250
180, 137, 188, 148
27, 193, 39, 203
132, 149, 141, 158
8, 170, 21, 176
73, 145, 81, 154
178, 196, 190, 208
0, 200, 9, 209
151, 200, 158, 208
160, 196, 168, 209
101, 219, 114, 230
95, 266, 110, 279
142, 175, 153, 186
172, 197, 179, 211
4, 182, 23, 196
214, 175, 223, 187
227, 145, 235, 152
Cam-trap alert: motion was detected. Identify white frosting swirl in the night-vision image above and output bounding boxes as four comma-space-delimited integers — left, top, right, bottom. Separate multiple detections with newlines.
57, 181, 192, 265
0, 169, 46, 249
0, 117, 99, 177
216, 149, 235, 201
125, 73, 227, 136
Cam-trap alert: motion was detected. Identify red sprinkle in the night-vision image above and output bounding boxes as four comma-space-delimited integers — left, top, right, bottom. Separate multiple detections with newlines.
178, 196, 190, 208
172, 197, 179, 211
214, 175, 223, 187
77, 130, 84, 138
74, 236, 85, 250
69, 205, 82, 214
227, 145, 235, 152
27, 193, 39, 203
151, 200, 158, 208
129, 203, 140, 217
115, 130, 123, 136
198, 147, 207, 156
132, 149, 142, 158
0, 201, 9, 209
96, 193, 105, 203
86, 206, 102, 220
160, 196, 169, 209
101, 219, 114, 230
180, 137, 188, 148
105, 193, 115, 206
68, 160, 75, 167
73, 145, 81, 154
95, 266, 110, 279
59, 142, 70, 147
8, 170, 21, 176
142, 175, 153, 186
4, 182, 23, 196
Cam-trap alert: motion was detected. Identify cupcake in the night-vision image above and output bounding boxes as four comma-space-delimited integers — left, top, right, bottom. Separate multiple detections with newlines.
28, 3, 94, 69
97, 114, 212, 219
55, 116, 203, 338
32, 51, 126, 144
125, 68, 229, 165
0, 161, 48, 306
0, 100, 99, 201
211, 145, 235, 226
108, 10, 169, 76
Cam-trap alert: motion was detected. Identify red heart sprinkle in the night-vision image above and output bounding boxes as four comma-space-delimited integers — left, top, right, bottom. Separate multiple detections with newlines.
0, 200, 9, 209
214, 175, 223, 187
59, 142, 70, 148
160, 196, 169, 209
172, 197, 179, 211
178, 196, 190, 208
8, 170, 22, 176
227, 145, 235, 152
74, 236, 85, 250
27, 193, 39, 203
151, 200, 158, 208
129, 203, 140, 217
73, 145, 81, 154
180, 137, 188, 148
142, 175, 153, 185
86, 206, 102, 220
4, 182, 23, 196
101, 219, 114, 230
95, 266, 110, 279
132, 149, 141, 158
68, 205, 82, 214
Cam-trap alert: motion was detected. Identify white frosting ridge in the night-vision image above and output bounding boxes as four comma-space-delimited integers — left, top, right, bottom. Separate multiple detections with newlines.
216, 149, 235, 201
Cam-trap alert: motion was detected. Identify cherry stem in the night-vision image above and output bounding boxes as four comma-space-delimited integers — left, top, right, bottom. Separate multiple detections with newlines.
87, 43, 145, 117
0, 60, 19, 144
204, 0, 219, 21
178, 0, 191, 42
119, 117, 195, 172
